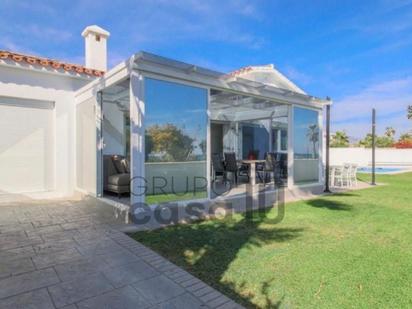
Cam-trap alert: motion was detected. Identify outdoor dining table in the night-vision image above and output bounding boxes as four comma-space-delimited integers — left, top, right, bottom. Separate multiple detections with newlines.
239, 159, 266, 186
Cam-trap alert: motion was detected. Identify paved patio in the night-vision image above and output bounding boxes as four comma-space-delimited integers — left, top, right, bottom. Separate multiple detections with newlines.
0, 197, 242, 308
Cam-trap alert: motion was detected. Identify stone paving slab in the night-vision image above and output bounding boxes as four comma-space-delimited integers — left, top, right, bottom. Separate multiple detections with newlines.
0, 256, 35, 279
132, 275, 186, 306
53, 259, 106, 282
152, 292, 205, 309
48, 273, 114, 308
32, 248, 84, 269
0, 288, 55, 309
101, 260, 159, 288
0, 246, 35, 262
0, 268, 59, 299
0, 197, 244, 308
76, 285, 151, 309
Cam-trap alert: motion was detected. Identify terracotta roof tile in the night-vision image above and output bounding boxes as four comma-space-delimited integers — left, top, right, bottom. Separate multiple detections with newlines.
225, 66, 253, 78
0, 50, 104, 77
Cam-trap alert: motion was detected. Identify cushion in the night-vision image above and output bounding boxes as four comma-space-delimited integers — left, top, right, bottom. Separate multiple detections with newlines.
121, 158, 130, 173
108, 173, 130, 186
112, 156, 126, 173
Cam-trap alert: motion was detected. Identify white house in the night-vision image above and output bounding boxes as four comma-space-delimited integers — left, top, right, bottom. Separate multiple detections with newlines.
0, 25, 330, 209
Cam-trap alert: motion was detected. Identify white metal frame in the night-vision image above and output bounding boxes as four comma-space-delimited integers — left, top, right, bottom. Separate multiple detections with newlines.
75, 51, 330, 200
287, 105, 294, 188
96, 91, 103, 197
129, 71, 145, 206
288, 105, 324, 188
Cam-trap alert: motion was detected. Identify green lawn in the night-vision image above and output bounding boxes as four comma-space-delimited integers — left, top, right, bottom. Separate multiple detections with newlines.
145, 191, 207, 205
131, 173, 412, 308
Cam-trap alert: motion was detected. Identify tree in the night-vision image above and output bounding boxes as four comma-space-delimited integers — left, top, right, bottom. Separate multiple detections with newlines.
198, 139, 207, 155
399, 133, 412, 142
145, 124, 194, 162
306, 124, 319, 158
394, 132, 412, 148
408, 105, 412, 120
330, 131, 349, 147
384, 126, 396, 138
358, 132, 394, 148
358, 133, 373, 147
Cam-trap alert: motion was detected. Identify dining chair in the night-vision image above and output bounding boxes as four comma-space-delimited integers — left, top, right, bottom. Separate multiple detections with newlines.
258, 152, 281, 185
212, 153, 226, 182
224, 152, 239, 184
275, 153, 288, 180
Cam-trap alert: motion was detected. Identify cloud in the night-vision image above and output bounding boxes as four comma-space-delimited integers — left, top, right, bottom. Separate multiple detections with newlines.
0, 37, 36, 55
336, 1, 412, 36
123, 0, 265, 49
1, 0, 57, 15
24, 25, 73, 42
332, 77, 412, 137
283, 65, 313, 86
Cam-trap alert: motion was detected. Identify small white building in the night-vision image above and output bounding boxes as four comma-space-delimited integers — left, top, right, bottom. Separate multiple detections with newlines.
0, 25, 330, 209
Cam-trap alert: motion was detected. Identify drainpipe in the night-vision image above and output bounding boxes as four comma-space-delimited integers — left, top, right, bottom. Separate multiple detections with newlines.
371, 108, 376, 185
324, 101, 331, 193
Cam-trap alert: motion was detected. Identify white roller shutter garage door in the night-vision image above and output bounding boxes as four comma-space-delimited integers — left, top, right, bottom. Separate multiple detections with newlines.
0, 97, 54, 193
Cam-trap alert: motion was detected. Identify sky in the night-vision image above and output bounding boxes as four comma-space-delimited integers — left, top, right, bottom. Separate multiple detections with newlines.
1, 0, 412, 139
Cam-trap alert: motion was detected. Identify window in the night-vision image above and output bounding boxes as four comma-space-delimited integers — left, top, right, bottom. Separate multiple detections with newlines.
144, 78, 207, 203
272, 128, 278, 152
241, 120, 269, 159
280, 129, 287, 151
271, 116, 288, 153
293, 107, 320, 183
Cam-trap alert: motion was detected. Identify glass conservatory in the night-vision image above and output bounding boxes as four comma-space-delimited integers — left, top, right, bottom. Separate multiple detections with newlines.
75, 52, 329, 208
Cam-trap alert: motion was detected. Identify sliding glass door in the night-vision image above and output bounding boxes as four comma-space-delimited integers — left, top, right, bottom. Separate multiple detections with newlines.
293, 107, 320, 184
144, 78, 208, 203
240, 120, 270, 160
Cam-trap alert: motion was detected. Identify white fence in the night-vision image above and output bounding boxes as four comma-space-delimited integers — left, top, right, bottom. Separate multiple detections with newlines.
329, 148, 412, 166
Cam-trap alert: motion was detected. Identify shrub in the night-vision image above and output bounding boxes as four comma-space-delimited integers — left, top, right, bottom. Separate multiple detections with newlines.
394, 140, 412, 148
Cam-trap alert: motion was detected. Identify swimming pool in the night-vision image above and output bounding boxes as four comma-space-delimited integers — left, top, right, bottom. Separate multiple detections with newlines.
358, 167, 408, 174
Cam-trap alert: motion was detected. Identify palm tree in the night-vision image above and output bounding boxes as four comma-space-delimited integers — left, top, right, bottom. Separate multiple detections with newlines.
408, 105, 412, 120
307, 124, 319, 158
331, 131, 349, 147
384, 127, 396, 138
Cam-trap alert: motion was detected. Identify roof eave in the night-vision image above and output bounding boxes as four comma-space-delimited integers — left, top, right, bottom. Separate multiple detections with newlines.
132, 51, 328, 108
0, 59, 95, 81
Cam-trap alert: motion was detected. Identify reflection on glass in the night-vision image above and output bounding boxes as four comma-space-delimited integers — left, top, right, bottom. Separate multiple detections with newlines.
271, 117, 288, 153
293, 107, 319, 183
144, 78, 207, 202
281, 130, 287, 151
294, 107, 319, 159
241, 120, 269, 159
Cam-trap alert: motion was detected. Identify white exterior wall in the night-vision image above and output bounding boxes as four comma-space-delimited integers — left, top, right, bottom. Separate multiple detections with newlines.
75, 96, 98, 195
102, 102, 126, 156
330, 148, 412, 166
0, 65, 92, 198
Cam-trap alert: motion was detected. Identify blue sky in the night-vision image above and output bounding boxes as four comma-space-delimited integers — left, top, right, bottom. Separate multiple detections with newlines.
1, 0, 412, 138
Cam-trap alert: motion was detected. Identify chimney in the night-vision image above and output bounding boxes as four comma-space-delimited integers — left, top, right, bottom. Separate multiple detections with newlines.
81, 25, 110, 71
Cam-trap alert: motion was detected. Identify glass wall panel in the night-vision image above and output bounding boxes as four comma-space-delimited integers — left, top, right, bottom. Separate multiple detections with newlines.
144, 78, 207, 203
241, 120, 269, 159
293, 107, 319, 184
271, 116, 288, 153
281, 129, 287, 151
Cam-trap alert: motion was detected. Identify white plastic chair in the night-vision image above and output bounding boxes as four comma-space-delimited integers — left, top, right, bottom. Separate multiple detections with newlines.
343, 163, 352, 187
333, 166, 346, 187
349, 164, 358, 187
